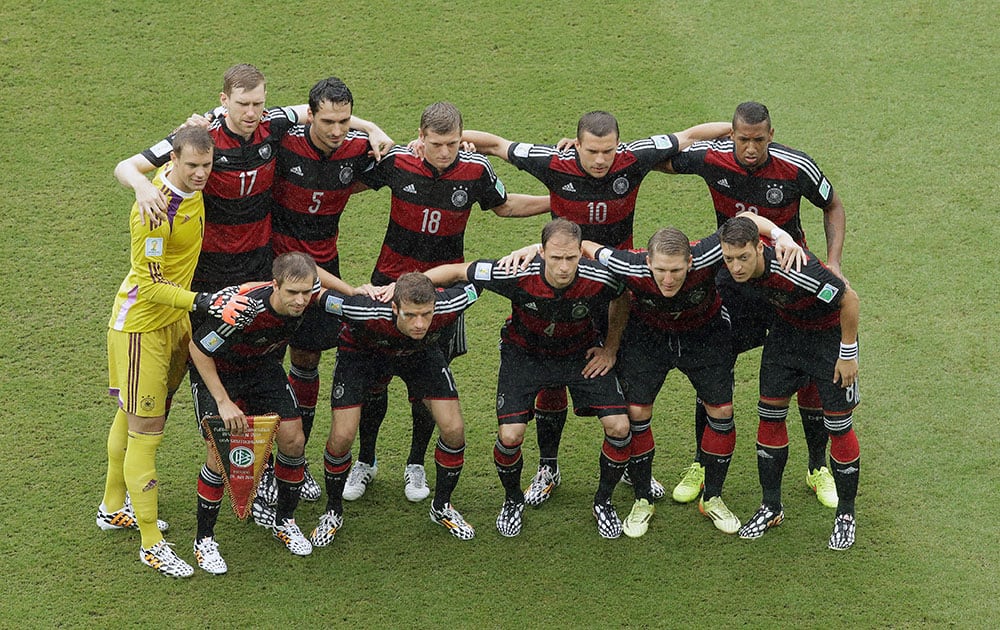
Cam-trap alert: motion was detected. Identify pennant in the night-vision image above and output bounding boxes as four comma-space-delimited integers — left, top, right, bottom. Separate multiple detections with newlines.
201, 413, 281, 520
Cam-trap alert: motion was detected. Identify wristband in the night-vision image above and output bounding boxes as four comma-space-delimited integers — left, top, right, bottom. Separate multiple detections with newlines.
770, 227, 790, 242
839, 341, 859, 361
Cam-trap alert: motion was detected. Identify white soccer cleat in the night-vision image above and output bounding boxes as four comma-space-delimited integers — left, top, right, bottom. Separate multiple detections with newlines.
139, 540, 193, 578
97, 496, 169, 533
523, 464, 560, 507
273, 518, 313, 556
430, 502, 475, 540
404, 464, 431, 502
300, 462, 322, 502
310, 510, 344, 548
193, 536, 228, 575
342, 460, 378, 501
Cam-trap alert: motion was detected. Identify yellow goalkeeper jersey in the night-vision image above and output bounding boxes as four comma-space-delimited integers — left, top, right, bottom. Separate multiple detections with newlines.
109, 163, 205, 332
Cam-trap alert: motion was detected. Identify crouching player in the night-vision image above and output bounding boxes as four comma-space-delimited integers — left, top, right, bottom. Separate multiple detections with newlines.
719, 216, 860, 550
309, 272, 480, 546
581, 212, 805, 538
187, 252, 320, 573
427, 219, 632, 539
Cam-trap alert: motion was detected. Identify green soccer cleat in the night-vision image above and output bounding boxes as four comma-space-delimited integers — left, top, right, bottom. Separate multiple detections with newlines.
622, 499, 655, 538
806, 466, 839, 508
699, 495, 741, 534
672, 462, 705, 503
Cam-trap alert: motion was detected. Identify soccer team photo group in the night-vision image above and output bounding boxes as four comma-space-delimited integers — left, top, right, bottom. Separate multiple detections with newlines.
100, 63, 864, 579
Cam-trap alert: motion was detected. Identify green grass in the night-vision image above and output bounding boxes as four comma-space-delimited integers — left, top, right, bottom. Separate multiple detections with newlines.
1, 1, 997, 627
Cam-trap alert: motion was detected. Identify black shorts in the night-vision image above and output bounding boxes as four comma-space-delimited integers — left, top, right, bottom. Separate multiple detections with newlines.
289, 305, 344, 352
495, 342, 626, 425
619, 316, 735, 407
717, 267, 773, 354
190, 362, 300, 438
760, 319, 860, 414
329, 346, 458, 410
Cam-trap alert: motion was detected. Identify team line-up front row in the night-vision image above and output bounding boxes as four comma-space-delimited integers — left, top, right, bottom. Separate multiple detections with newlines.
98, 64, 861, 579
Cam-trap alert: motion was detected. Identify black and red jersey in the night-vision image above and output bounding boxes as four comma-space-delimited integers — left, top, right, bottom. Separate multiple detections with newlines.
506, 134, 680, 248
319, 283, 480, 356
191, 282, 305, 374
593, 232, 724, 333
270, 127, 374, 270
142, 107, 298, 288
362, 146, 508, 284
670, 139, 834, 247
745, 246, 846, 331
467, 257, 625, 357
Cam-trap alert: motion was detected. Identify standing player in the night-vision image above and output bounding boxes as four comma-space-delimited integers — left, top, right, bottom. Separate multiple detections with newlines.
309, 273, 480, 546
464, 112, 731, 507
188, 252, 323, 572
114, 63, 391, 289
660, 101, 848, 508
426, 219, 632, 539
340, 102, 549, 504
579, 213, 805, 537
719, 216, 860, 550
99, 127, 261, 578
269, 76, 385, 504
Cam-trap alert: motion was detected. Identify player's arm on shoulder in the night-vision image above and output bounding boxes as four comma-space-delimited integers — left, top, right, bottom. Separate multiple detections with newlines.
498, 242, 541, 273
349, 115, 393, 160
462, 130, 513, 159
673, 121, 732, 150
492, 193, 550, 218
188, 339, 248, 435
115, 153, 167, 225
424, 262, 474, 287
822, 190, 847, 279
737, 211, 806, 271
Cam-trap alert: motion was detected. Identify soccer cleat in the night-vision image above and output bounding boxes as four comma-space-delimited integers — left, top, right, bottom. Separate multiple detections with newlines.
139, 540, 193, 578
806, 466, 839, 508
672, 462, 705, 503
828, 513, 856, 550
699, 496, 741, 534
97, 498, 169, 533
496, 499, 526, 537
193, 536, 228, 575
251, 496, 276, 528
622, 499, 655, 538
309, 510, 344, 547
523, 464, 560, 507
273, 518, 313, 556
342, 459, 377, 501
430, 503, 475, 540
738, 504, 784, 539
620, 470, 667, 501
257, 465, 277, 506
593, 499, 623, 539
299, 462, 322, 502
404, 464, 431, 502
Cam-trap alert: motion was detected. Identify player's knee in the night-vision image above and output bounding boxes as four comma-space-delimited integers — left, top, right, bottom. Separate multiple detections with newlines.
498, 422, 526, 445
602, 414, 630, 439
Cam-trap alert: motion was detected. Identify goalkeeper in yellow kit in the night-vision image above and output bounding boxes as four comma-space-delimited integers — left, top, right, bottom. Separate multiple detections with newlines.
97, 126, 262, 578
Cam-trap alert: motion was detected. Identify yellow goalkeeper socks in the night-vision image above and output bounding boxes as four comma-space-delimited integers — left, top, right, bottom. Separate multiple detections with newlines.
101, 409, 129, 512
124, 430, 165, 548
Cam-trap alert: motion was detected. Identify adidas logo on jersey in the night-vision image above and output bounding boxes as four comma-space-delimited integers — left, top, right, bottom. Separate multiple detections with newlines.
562, 183, 576, 193
524, 302, 538, 310
216, 155, 229, 164
403, 184, 417, 194
290, 166, 304, 176
717, 178, 730, 188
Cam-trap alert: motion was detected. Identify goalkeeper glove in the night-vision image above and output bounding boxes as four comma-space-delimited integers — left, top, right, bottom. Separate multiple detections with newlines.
194, 288, 264, 329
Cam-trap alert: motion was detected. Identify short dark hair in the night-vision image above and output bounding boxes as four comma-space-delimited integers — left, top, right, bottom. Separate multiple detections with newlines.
393, 272, 436, 307
733, 101, 771, 128
720, 216, 760, 248
222, 63, 265, 95
171, 126, 214, 158
541, 218, 582, 247
420, 102, 462, 135
647, 227, 691, 258
272, 251, 317, 286
577, 111, 619, 141
309, 77, 353, 113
